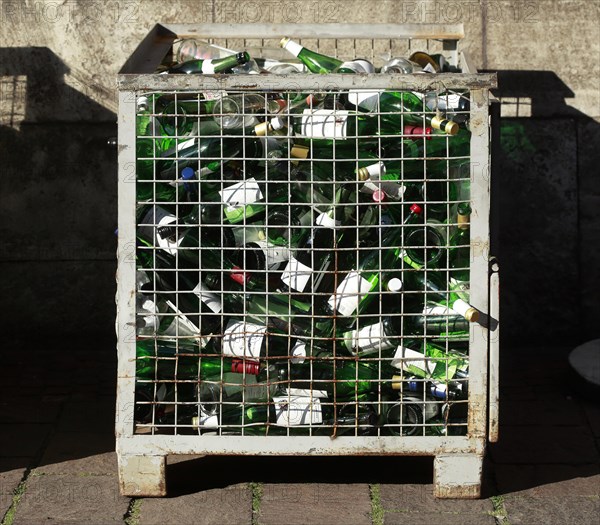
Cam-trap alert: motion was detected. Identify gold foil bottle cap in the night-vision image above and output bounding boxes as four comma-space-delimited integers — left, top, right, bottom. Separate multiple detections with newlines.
391, 375, 403, 390
254, 121, 269, 136
457, 209, 470, 230
357, 167, 369, 181
280, 37, 291, 48
464, 307, 479, 323
291, 144, 309, 159
431, 115, 459, 135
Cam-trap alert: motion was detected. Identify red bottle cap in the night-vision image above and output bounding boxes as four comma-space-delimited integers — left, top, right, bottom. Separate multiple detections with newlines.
372, 190, 386, 203
274, 99, 287, 110
230, 266, 251, 285
231, 359, 260, 375
410, 203, 423, 215
404, 125, 432, 140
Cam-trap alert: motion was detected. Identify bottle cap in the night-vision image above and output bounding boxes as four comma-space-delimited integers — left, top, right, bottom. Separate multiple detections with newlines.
270, 116, 285, 131
356, 162, 385, 181
254, 121, 269, 136
404, 125, 432, 140
181, 167, 195, 180
290, 144, 309, 159
457, 206, 470, 230
372, 190, 386, 203
431, 115, 459, 136
274, 99, 287, 111
230, 265, 252, 285
279, 37, 291, 48
409, 203, 423, 215
231, 359, 260, 375
387, 278, 403, 292
464, 307, 479, 323
391, 375, 403, 390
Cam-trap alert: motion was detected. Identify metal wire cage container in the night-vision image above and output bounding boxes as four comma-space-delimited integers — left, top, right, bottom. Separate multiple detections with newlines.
116, 23, 499, 498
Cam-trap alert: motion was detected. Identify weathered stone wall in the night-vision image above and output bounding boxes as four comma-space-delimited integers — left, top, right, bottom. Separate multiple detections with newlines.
1, 0, 598, 344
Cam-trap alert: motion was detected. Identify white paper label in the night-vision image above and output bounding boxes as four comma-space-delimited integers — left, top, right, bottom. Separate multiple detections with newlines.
423, 63, 437, 74
222, 320, 266, 360
344, 322, 395, 355
423, 304, 454, 316
315, 212, 340, 229
282, 39, 303, 57
290, 340, 307, 364
220, 177, 263, 208
360, 180, 406, 200
196, 409, 219, 428
253, 239, 291, 267
177, 137, 196, 152
274, 396, 323, 426
451, 298, 473, 318
160, 304, 212, 347
347, 89, 383, 112
391, 346, 435, 375
192, 282, 222, 313
201, 59, 216, 74
300, 109, 348, 139
202, 90, 226, 101
285, 388, 329, 398
139, 206, 184, 255
327, 271, 372, 317
221, 372, 272, 401
281, 257, 313, 293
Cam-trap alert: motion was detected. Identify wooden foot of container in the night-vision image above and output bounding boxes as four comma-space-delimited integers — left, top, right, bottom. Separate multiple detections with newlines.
433, 453, 483, 498
118, 453, 167, 496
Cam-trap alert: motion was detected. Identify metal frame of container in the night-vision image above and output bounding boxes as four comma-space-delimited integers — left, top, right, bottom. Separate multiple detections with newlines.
116, 23, 499, 498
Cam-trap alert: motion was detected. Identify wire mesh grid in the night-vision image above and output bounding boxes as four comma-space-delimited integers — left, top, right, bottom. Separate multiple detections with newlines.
132, 84, 474, 438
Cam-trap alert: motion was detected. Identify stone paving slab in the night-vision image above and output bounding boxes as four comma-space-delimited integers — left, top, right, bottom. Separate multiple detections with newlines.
35, 451, 117, 477
12, 473, 128, 525
259, 483, 372, 525
35, 432, 116, 475
494, 463, 600, 497
0, 459, 27, 520
503, 495, 600, 525
488, 425, 600, 464
139, 483, 252, 525
379, 484, 496, 525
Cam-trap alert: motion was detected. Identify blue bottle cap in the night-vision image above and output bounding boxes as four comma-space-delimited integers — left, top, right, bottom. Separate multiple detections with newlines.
181, 167, 195, 180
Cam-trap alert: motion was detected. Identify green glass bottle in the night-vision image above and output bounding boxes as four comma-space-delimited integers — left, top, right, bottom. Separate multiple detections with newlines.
344, 90, 459, 135
325, 204, 422, 319
448, 203, 471, 284
167, 51, 251, 74
192, 402, 276, 435
381, 395, 442, 436
136, 339, 261, 379
278, 208, 345, 304
282, 358, 389, 399
390, 338, 468, 381
279, 37, 343, 74
402, 270, 478, 322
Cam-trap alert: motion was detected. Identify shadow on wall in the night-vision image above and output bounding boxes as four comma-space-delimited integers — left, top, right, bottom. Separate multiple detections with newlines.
490, 70, 600, 346
0, 47, 118, 340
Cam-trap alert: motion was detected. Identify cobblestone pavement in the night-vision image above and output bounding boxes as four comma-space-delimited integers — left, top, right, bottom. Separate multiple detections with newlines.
1, 339, 598, 525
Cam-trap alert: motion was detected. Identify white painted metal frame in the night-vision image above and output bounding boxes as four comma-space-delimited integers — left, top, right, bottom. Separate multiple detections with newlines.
116, 23, 498, 498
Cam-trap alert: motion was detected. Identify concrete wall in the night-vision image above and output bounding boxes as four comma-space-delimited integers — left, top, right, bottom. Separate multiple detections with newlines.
1, 0, 598, 345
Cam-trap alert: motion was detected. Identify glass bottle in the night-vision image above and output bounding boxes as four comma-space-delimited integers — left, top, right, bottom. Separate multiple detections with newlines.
167, 52, 251, 74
